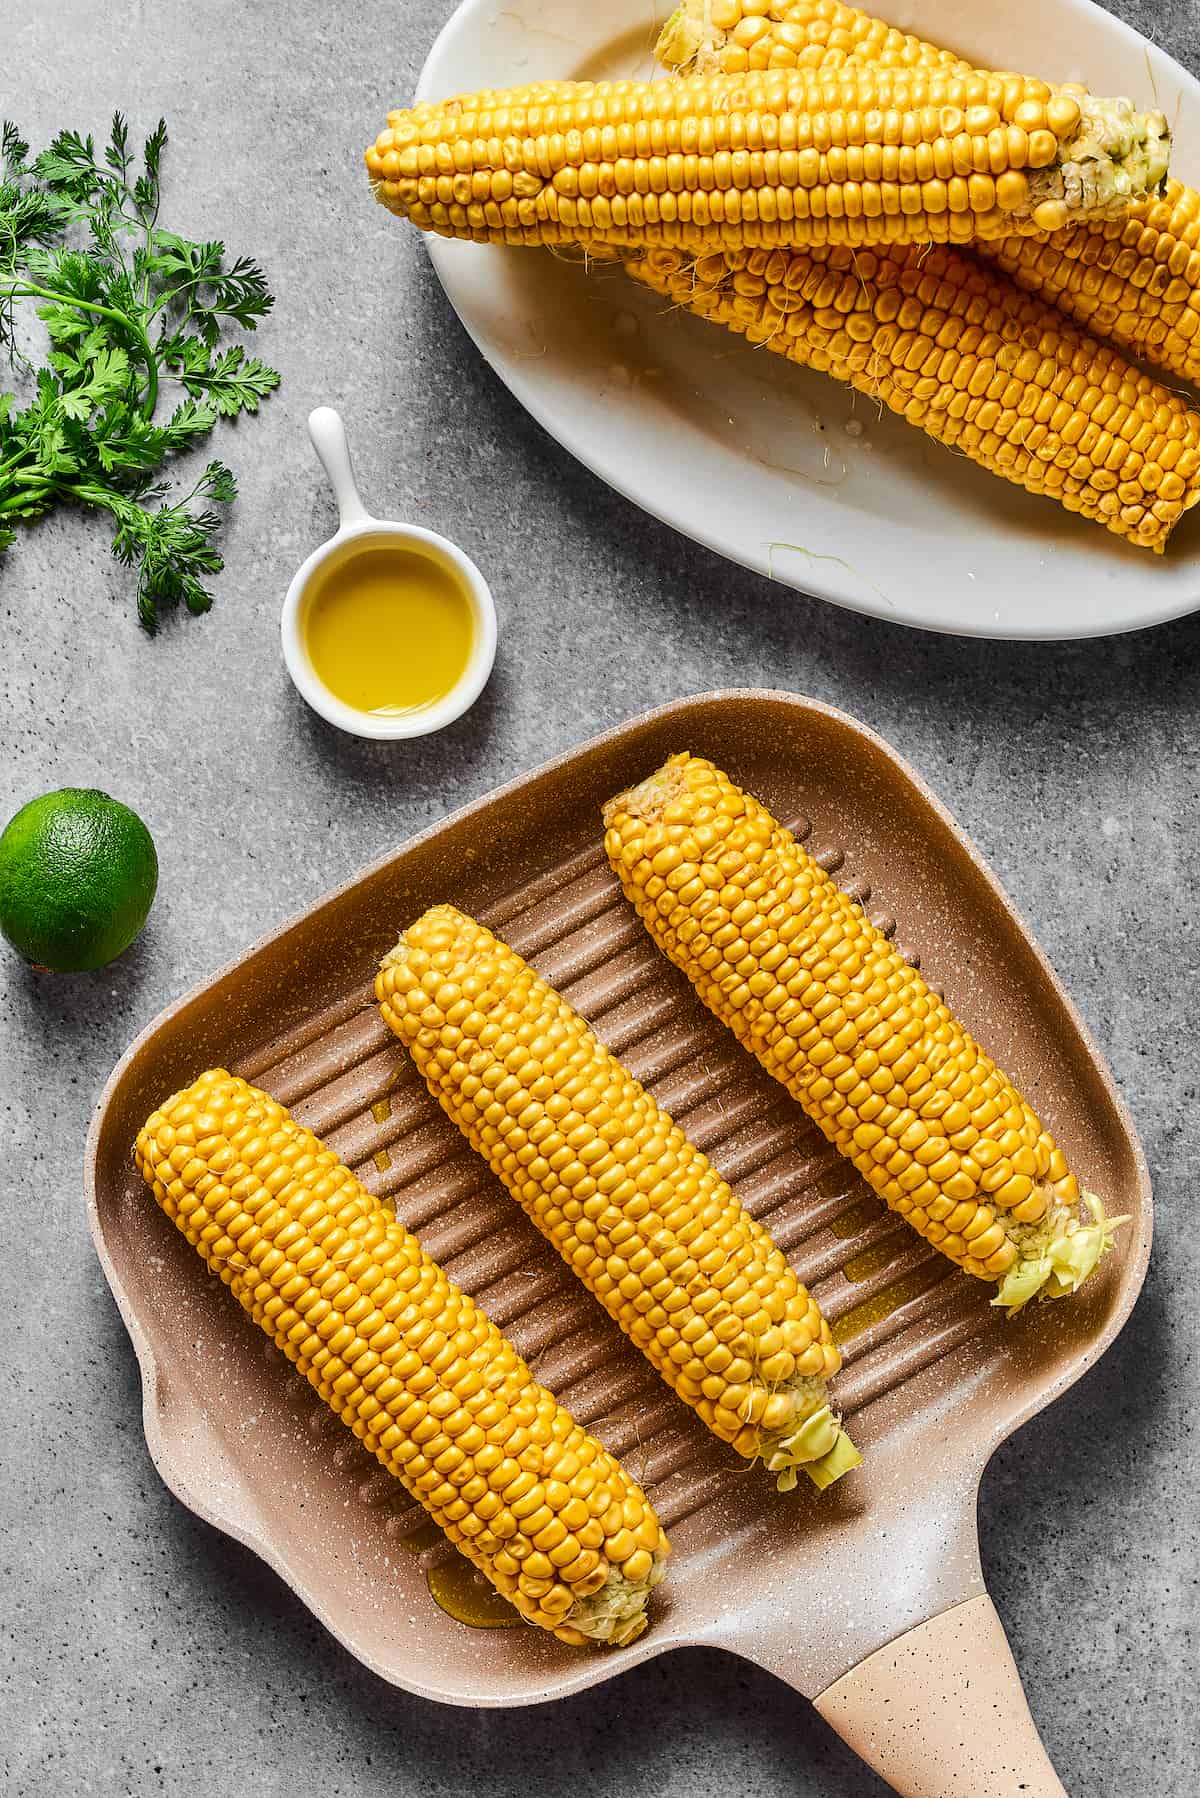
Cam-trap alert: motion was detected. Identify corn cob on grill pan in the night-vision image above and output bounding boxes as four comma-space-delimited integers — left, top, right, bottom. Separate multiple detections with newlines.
87, 694, 1150, 1795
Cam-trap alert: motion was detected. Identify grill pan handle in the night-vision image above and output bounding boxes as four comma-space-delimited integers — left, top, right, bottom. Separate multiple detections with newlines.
813, 1593, 1067, 1796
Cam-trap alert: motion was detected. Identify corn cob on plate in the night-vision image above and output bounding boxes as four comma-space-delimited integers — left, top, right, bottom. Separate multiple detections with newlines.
403, 0, 1200, 634
624, 240, 1200, 553
371, 70, 1170, 254
626, 0, 1200, 551
87, 693, 1150, 1748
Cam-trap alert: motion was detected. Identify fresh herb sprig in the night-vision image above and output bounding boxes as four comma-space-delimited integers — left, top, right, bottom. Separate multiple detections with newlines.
0, 114, 279, 629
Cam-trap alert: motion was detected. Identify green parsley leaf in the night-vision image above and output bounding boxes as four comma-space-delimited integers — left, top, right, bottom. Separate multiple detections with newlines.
103, 460, 237, 630
165, 339, 280, 416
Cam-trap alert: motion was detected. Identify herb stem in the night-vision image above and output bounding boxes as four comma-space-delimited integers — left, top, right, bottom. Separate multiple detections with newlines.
0, 444, 32, 481
0, 484, 51, 512
141, 348, 158, 417
2, 478, 123, 516
4, 279, 131, 337
2, 279, 159, 416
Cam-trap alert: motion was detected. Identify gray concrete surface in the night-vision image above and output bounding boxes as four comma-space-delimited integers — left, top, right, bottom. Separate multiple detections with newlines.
1, 1, 1196, 1792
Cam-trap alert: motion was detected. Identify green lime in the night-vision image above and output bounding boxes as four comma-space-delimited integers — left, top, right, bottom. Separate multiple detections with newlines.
0, 788, 158, 972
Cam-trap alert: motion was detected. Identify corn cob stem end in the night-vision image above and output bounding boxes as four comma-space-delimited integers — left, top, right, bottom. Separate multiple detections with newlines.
991, 1190, 1130, 1316
1025, 97, 1171, 233
602, 758, 688, 829
656, 0, 722, 74
764, 1404, 862, 1493
565, 1547, 670, 1646
802, 1425, 865, 1492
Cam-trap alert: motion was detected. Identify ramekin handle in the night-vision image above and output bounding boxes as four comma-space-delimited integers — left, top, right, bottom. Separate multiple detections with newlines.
307, 406, 372, 528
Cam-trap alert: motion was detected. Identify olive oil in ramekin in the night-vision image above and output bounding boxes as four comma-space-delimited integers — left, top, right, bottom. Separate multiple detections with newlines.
303, 544, 475, 716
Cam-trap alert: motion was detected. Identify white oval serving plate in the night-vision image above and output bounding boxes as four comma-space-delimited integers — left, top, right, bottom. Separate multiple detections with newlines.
412, 0, 1200, 639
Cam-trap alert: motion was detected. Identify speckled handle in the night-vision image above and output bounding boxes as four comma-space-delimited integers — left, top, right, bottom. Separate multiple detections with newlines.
813, 1594, 1067, 1797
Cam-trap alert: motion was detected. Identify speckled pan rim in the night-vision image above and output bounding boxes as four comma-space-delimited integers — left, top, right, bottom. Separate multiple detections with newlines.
85, 691, 1153, 1707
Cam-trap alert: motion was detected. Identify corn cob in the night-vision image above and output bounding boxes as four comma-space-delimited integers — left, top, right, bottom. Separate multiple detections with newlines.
657, 0, 967, 78
625, 240, 1200, 551
657, 0, 1200, 387
367, 69, 1170, 255
135, 1069, 669, 1644
376, 906, 859, 1491
602, 755, 1128, 1314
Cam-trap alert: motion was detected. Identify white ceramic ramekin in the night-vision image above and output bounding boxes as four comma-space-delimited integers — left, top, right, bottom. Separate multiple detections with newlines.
281, 407, 497, 740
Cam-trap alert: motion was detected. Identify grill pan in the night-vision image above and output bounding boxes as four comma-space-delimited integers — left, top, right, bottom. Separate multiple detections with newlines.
85, 692, 1151, 1795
